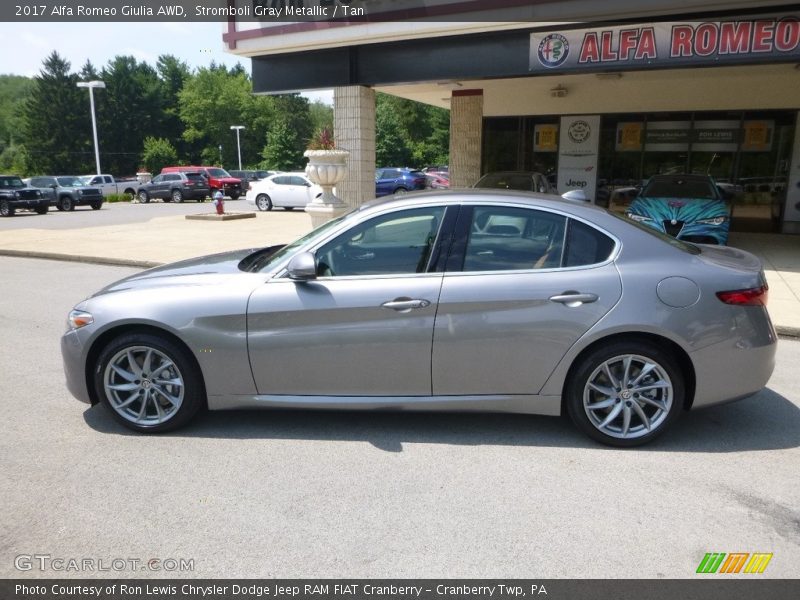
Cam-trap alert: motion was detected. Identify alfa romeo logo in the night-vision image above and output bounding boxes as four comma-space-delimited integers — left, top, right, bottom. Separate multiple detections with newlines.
538, 34, 570, 68
568, 120, 591, 143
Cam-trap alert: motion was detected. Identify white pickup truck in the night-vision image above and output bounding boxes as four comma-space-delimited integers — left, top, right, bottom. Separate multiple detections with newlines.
79, 174, 139, 198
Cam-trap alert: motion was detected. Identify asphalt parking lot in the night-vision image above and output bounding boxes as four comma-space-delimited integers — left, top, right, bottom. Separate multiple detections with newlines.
0, 199, 249, 231
0, 255, 798, 579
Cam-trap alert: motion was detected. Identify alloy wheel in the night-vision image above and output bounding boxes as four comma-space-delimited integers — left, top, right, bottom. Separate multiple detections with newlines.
582, 354, 673, 440
103, 345, 185, 426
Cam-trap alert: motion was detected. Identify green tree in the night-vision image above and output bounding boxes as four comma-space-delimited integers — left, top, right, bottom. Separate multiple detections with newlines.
156, 55, 191, 157
141, 136, 178, 174
376, 103, 412, 167
308, 100, 333, 136
22, 51, 91, 174
260, 119, 303, 171
0, 75, 33, 150
97, 56, 163, 175
375, 92, 449, 168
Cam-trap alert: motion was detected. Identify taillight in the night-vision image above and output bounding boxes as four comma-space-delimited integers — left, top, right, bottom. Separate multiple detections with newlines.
716, 285, 768, 306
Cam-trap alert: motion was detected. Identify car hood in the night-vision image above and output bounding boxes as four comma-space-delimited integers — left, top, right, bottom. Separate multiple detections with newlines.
90, 248, 266, 297
629, 197, 729, 221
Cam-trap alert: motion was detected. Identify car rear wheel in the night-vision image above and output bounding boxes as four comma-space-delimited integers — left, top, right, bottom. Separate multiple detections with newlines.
0, 199, 14, 217
35, 205, 48, 215
91, 201, 102, 210
138, 191, 150, 204
229, 192, 240, 200
172, 189, 184, 203
94, 332, 204, 433
565, 340, 683, 447
59, 196, 74, 211
394, 187, 408, 195
255, 194, 272, 211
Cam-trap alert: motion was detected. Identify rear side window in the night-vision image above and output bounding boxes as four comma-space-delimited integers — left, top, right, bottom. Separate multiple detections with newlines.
563, 220, 616, 267
186, 173, 205, 182
273, 176, 290, 185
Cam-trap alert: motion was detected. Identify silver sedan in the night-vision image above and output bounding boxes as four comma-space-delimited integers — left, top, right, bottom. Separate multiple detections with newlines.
61, 190, 777, 446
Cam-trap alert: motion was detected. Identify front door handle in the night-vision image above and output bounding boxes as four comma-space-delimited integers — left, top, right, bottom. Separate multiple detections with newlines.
381, 298, 431, 312
549, 292, 599, 307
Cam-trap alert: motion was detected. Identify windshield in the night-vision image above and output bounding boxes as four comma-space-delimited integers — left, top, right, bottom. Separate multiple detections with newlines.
205, 168, 231, 178
475, 173, 534, 191
0, 176, 25, 188
642, 178, 718, 200
251, 212, 353, 272
56, 176, 82, 187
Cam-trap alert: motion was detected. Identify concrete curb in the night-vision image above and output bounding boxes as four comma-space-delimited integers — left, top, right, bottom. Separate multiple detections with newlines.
0, 249, 161, 269
3, 249, 800, 340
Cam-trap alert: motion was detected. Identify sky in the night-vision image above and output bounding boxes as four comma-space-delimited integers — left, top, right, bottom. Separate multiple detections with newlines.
0, 21, 333, 103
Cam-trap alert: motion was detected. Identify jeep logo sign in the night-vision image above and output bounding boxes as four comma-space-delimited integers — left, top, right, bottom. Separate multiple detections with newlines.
558, 115, 601, 202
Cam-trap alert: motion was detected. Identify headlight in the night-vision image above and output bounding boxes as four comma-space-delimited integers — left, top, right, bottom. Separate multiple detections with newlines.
36, 190, 42, 198
626, 212, 652, 223
67, 309, 94, 330
696, 216, 728, 226
13, 191, 19, 199
77, 190, 83, 196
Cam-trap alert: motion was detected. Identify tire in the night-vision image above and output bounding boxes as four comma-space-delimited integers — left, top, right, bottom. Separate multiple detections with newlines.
565, 340, 684, 447
229, 192, 240, 200
138, 191, 150, 204
59, 196, 74, 211
172, 189, 184, 203
35, 205, 49, 215
91, 201, 102, 210
394, 187, 408, 196
0, 199, 14, 217
255, 194, 272, 211
94, 332, 205, 433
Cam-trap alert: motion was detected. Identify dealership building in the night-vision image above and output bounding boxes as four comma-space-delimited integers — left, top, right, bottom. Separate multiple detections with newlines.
224, 0, 800, 234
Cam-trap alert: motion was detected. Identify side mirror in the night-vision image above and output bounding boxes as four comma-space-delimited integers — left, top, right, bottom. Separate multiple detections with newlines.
561, 189, 589, 203
286, 252, 317, 281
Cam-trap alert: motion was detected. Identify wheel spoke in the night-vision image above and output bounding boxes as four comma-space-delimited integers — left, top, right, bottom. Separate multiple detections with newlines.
621, 405, 632, 436
630, 362, 657, 387
111, 364, 136, 382
142, 349, 153, 374
154, 377, 182, 388
638, 396, 668, 411
587, 398, 617, 411
153, 386, 180, 407
602, 362, 620, 389
633, 382, 670, 393
136, 390, 150, 422
621, 356, 633, 388
598, 402, 623, 429
108, 382, 139, 392
117, 390, 141, 408
126, 350, 142, 376
631, 401, 651, 431
588, 382, 615, 397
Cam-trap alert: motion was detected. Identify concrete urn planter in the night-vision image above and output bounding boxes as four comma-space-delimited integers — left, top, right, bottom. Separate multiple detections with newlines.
304, 149, 350, 227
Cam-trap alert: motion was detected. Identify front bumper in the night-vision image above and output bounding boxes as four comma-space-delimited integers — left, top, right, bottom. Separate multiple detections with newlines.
11, 198, 49, 210
61, 329, 92, 404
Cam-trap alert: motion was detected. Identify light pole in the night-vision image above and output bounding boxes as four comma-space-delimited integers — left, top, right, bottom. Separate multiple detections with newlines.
230, 125, 245, 171
77, 80, 106, 175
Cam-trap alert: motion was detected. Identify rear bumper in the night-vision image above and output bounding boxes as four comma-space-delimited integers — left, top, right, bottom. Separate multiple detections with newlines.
689, 306, 777, 409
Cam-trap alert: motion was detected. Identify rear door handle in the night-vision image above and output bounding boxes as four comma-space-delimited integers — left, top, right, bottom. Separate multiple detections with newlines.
381, 298, 431, 312
549, 292, 598, 307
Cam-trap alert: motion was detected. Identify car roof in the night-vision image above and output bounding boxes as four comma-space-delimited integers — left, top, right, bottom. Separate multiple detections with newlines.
360, 188, 606, 214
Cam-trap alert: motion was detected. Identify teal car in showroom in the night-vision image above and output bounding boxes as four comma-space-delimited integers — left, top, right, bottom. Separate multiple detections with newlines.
626, 174, 731, 245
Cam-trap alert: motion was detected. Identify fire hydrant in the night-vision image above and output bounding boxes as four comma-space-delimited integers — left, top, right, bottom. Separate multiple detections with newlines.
213, 190, 224, 215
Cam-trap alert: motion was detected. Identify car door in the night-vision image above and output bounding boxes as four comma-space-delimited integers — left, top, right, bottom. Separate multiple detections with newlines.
289, 175, 312, 207
247, 205, 452, 397
432, 204, 622, 396
268, 175, 292, 207
375, 169, 399, 197
146, 174, 164, 197
30, 177, 57, 203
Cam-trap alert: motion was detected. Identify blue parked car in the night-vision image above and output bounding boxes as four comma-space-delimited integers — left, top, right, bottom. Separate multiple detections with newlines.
375, 168, 427, 197
626, 174, 732, 245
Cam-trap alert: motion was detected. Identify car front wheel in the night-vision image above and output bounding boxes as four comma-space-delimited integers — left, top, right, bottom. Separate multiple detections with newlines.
138, 191, 150, 204
59, 196, 74, 211
565, 340, 683, 447
172, 189, 184, 203
255, 194, 272, 211
94, 332, 204, 433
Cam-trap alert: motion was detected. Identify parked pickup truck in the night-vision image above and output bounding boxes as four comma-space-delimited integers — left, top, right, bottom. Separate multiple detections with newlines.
27, 175, 104, 211
0, 174, 50, 217
79, 174, 138, 198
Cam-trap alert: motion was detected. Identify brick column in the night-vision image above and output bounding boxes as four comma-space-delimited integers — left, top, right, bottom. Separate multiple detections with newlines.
334, 85, 376, 209
449, 89, 484, 188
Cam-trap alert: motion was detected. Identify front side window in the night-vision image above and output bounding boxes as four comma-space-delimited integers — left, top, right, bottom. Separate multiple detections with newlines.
463, 206, 567, 271
315, 207, 446, 277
